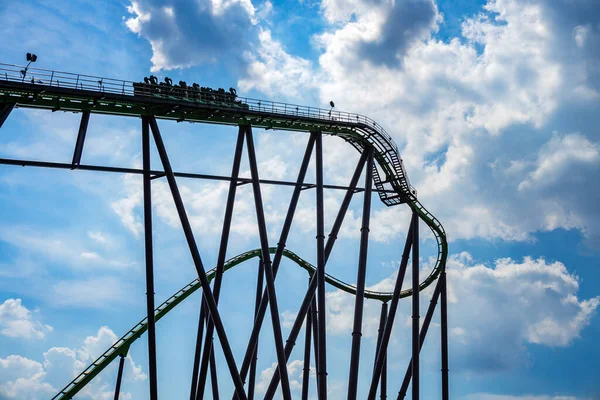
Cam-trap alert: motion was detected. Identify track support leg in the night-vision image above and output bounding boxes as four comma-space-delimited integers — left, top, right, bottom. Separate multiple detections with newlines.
441, 271, 449, 400
263, 149, 370, 400
233, 133, 316, 400
190, 297, 207, 399
248, 257, 265, 400
411, 211, 420, 400
301, 278, 313, 400
367, 215, 415, 400
113, 354, 126, 400
0, 103, 15, 129
147, 116, 247, 400
71, 110, 90, 167
245, 125, 293, 400
315, 132, 328, 400
142, 116, 159, 400
348, 146, 374, 399
397, 276, 443, 398
196, 126, 245, 399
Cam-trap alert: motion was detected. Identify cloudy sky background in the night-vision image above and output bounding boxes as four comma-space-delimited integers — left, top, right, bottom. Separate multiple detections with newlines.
0, 0, 599, 398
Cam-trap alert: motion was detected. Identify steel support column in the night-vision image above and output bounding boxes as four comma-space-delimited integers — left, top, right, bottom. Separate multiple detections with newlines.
301, 278, 313, 400
411, 212, 420, 400
210, 348, 220, 400
374, 302, 388, 400
311, 295, 320, 396
71, 110, 90, 167
233, 133, 316, 399
147, 116, 248, 400
347, 146, 374, 399
315, 132, 328, 400
0, 103, 15, 129
190, 298, 207, 400
245, 125, 293, 400
142, 116, 159, 400
367, 215, 416, 400
196, 127, 246, 399
113, 354, 126, 400
397, 276, 443, 399
441, 272, 449, 400
248, 257, 265, 400
263, 150, 370, 400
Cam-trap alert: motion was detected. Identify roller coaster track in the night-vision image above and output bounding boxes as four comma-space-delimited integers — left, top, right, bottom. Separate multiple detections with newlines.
0, 63, 448, 399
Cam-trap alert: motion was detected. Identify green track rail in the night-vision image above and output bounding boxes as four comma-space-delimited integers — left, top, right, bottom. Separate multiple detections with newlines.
51, 248, 411, 400
0, 63, 447, 399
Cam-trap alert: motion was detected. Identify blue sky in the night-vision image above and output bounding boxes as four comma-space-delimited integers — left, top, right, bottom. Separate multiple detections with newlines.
0, 0, 599, 399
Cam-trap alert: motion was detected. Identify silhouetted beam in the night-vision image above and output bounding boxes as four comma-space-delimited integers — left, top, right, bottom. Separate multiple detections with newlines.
113, 355, 126, 400
347, 146, 374, 399
367, 216, 415, 400
397, 276, 443, 399
142, 116, 159, 400
0, 103, 15, 129
411, 212, 420, 400
0, 157, 393, 194
71, 110, 90, 167
245, 125, 293, 400
196, 127, 245, 400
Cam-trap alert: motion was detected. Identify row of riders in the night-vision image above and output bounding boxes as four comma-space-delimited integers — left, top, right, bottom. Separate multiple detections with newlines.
133, 75, 245, 107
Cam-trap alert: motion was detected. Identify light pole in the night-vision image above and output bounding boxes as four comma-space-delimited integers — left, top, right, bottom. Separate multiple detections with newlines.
20, 53, 38, 82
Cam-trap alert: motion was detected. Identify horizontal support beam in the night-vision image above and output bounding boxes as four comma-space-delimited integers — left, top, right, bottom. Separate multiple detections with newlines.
0, 157, 396, 194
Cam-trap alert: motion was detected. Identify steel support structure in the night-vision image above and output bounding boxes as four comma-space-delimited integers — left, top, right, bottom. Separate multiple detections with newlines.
441, 272, 450, 400
190, 298, 208, 399
248, 258, 265, 400
374, 302, 388, 400
148, 116, 248, 400
113, 354, 126, 400
142, 116, 159, 400
72, 110, 90, 167
245, 125, 293, 399
262, 149, 370, 400
301, 279, 313, 400
233, 132, 317, 399
397, 276, 443, 398
0, 85, 450, 399
0, 103, 14, 129
368, 216, 415, 400
411, 211, 420, 400
347, 146, 374, 399
315, 132, 328, 400
195, 127, 246, 399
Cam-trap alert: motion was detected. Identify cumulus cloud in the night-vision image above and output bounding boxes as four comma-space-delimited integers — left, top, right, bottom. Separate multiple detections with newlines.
238, 0, 600, 247
124, 0, 259, 71
290, 252, 599, 373
0, 326, 145, 399
0, 298, 53, 340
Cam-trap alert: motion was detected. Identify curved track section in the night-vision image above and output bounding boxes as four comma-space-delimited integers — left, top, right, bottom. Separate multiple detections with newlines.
53, 247, 402, 400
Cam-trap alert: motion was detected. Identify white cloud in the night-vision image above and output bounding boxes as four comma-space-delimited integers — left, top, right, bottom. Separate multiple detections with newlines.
518, 133, 600, 191
0, 355, 55, 399
0, 326, 145, 399
238, 0, 600, 247
0, 299, 52, 340
290, 252, 599, 373
87, 231, 108, 245
125, 0, 258, 72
